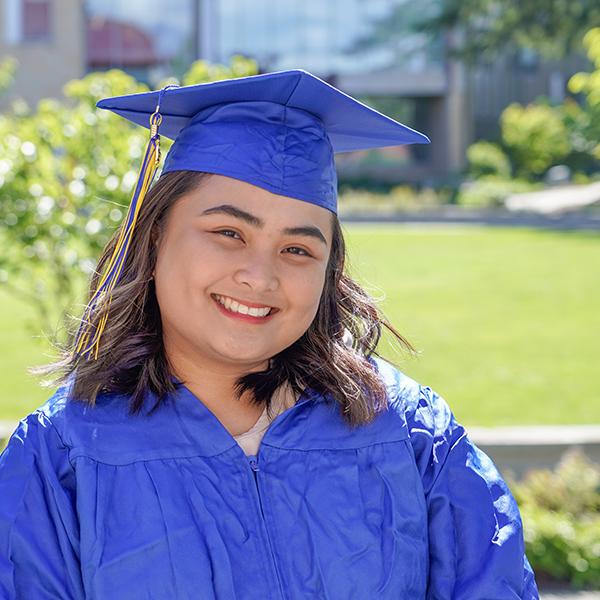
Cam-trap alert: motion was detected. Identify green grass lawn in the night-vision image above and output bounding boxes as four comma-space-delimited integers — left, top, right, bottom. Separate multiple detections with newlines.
0, 290, 51, 420
346, 224, 599, 426
1, 224, 598, 426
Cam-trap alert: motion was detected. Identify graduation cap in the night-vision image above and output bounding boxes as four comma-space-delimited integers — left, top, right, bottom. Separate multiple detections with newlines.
75, 69, 430, 359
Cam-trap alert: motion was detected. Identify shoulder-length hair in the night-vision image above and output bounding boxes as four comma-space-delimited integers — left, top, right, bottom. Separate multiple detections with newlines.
44, 170, 416, 428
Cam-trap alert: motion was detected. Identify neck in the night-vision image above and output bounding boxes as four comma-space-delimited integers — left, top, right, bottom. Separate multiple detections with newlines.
164, 338, 270, 430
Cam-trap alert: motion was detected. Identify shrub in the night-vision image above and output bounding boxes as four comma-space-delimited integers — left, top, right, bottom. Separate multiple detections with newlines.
521, 505, 600, 587
337, 185, 446, 215
0, 56, 17, 96
0, 57, 258, 340
510, 450, 600, 588
568, 28, 600, 164
500, 103, 572, 178
456, 176, 539, 208
466, 141, 511, 178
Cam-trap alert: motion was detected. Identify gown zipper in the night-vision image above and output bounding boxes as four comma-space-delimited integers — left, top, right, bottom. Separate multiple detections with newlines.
247, 453, 287, 600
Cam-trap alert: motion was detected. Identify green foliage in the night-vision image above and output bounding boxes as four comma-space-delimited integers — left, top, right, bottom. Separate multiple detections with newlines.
456, 177, 539, 207
523, 507, 600, 586
466, 141, 511, 178
0, 57, 258, 339
351, 0, 600, 64
569, 28, 600, 106
338, 185, 446, 215
462, 96, 577, 194
568, 28, 600, 161
501, 103, 572, 177
510, 451, 600, 587
0, 69, 150, 335
419, 0, 600, 61
515, 452, 600, 515
463, 27, 600, 189
180, 55, 258, 86
0, 56, 17, 96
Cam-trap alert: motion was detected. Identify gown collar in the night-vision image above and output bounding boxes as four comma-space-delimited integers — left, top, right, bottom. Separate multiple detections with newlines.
160, 381, 323, 457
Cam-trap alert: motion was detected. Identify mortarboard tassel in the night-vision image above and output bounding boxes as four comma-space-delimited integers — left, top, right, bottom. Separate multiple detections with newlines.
74, 86, 177, 360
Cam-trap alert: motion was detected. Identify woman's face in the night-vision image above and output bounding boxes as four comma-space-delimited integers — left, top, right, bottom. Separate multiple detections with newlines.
154, 174, 333, 372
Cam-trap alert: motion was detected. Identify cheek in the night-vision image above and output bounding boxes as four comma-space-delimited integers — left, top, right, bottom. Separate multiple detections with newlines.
286, 267, 327, 318
154, 239, 199, 312
154, 261, 183, 322
154, 238, 233, 317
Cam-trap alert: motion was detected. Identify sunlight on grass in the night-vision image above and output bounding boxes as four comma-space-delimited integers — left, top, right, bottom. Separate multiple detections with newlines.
0, 289, 52, 420
345, 224, 600, 426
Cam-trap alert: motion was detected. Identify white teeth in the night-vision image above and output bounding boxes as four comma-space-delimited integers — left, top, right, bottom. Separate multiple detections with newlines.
214, 295, 271, 318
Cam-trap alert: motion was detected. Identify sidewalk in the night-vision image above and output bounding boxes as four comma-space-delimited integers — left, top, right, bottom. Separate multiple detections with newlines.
469, 424, 600, 479
540, 590, 599, 599
505, 181, 600, 215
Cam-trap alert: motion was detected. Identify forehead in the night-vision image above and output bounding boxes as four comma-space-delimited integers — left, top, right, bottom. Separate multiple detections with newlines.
174, 174, 334, 226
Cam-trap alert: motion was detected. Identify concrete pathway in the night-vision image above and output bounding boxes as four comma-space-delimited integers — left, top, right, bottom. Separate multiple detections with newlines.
540, 591, 599, 599
505, 182, 600, 215
469, 425, 600, 480
469, 425, 600, 446
0, 420, 17, 441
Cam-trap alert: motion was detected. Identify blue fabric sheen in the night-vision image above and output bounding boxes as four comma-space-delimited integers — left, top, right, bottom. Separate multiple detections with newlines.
0, 357, 539, 599
162, 101, 338, 213
96, 70, 431, 215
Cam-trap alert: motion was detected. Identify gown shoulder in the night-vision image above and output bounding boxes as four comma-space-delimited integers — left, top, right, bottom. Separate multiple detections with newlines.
368, 355, 539, 598
0, 387, 84, 598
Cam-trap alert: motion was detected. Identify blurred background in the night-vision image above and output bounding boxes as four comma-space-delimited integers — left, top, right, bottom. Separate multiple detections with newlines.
0, 0, 599, 591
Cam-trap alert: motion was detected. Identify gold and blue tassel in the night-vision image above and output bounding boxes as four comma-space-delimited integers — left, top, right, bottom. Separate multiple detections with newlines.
74, 85, 177, 360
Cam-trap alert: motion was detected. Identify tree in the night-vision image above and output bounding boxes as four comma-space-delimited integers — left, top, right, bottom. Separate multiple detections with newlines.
0, 56, 17, 96
420, 0, 600, 61
568, 28, 600, 160
500, 103, 571, 177
0, 56, 258, 341
350, 0, 600, 63
463, 28, 600, 188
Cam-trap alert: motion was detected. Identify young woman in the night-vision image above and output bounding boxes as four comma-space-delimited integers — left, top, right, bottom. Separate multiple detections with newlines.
0, 70, 539, 598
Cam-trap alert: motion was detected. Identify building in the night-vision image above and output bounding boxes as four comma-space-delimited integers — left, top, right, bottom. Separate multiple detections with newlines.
87, 15, 160, 83
0, 0, 85, 109
0, 0, 590, 183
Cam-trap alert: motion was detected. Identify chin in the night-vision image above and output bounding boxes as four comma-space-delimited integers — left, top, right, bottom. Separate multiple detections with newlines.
213, 346, 273, 367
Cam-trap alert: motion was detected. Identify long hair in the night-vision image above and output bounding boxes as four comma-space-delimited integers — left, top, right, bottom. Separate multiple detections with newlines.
43, 170, 417, 428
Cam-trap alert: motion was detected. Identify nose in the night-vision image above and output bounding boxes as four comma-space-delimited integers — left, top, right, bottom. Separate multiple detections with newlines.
232, 249, 279, 293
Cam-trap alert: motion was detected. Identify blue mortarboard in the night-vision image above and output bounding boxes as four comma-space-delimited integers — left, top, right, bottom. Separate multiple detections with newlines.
96, 69, 430, 213
75, 69, 429, 359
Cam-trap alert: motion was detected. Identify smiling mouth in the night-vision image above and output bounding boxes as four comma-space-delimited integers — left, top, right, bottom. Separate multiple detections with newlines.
211, 294, 278, 318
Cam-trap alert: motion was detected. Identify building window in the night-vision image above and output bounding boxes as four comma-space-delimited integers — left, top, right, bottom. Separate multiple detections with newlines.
22, 0, 51, 42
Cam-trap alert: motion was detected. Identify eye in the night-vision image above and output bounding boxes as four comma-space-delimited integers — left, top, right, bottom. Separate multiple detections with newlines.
215, 229, 242, 240
284, 246, 312, 257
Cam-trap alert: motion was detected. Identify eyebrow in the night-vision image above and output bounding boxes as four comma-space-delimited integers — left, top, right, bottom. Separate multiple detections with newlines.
200, 204, 328, 246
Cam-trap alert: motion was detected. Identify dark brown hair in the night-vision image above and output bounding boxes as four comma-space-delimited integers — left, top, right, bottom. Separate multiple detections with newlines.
44, 170, 416, 428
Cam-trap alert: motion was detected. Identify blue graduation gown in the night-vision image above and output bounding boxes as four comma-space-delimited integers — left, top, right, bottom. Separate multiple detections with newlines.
0, 357, 539, 599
